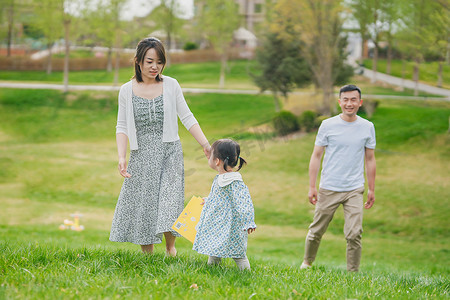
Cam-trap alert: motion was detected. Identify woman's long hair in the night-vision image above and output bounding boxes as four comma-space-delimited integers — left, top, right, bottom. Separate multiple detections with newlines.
133, 37, 166, 82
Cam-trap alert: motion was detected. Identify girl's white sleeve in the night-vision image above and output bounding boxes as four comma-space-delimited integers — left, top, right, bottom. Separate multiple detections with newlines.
232, 182, 257, 231
174, 80, 198, 130
116, 86, 128, 135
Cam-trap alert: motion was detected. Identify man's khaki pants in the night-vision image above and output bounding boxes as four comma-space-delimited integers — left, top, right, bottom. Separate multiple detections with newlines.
304, 187, 365, 271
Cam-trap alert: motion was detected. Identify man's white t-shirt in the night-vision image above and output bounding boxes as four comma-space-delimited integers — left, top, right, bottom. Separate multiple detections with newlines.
315, 115, 376, 192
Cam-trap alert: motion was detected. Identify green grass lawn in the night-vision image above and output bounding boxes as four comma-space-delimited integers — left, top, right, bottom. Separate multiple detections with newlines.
0, 59, 447, 97
363, 58, 450, 89
1, 243, 447, 299
0, 88, 449, 298
0, 60, 260, 90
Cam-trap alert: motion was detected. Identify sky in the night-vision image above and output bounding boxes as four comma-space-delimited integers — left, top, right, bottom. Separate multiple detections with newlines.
122, 0, 194, 20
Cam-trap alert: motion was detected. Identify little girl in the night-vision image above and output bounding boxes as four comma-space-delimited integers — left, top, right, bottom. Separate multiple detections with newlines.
193, 139, 256, 270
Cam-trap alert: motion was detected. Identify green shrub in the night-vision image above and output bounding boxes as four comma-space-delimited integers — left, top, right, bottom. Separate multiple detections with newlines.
298, 110, 318, 132
315, 115, 329, 128
183, 42, 199, 51
273, 111, 299, 136
54, 49, 94, 59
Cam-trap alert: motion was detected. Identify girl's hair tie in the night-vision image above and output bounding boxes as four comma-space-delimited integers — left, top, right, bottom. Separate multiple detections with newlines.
225, 156, 229, 160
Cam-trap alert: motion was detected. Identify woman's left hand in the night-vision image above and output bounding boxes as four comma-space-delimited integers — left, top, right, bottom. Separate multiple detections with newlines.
203, 145, 211, 159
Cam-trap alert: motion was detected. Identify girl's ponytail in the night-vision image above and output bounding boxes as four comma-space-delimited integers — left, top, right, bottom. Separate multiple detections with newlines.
223, 156, 230, 172
211, 139, 247, 172
236, 156, 246, 171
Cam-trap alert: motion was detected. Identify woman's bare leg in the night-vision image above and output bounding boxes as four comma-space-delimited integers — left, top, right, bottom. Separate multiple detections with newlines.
141, 244, 154, 254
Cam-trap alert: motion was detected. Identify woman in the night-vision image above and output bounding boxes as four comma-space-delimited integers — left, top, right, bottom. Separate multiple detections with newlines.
110, 37, 210, 256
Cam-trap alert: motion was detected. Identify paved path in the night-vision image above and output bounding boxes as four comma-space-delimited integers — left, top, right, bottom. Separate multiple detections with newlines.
362, 68, 450, 99
0, 80, 448, 102
0, 82, 270, 94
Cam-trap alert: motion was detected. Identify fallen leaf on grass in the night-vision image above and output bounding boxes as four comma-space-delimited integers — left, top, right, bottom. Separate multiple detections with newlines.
190, 284, 199, 290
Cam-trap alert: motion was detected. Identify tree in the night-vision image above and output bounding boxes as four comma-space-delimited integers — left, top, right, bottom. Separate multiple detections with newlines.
0, 0, 35, 57
420, 0, 449, 88
83, 0, 136, 81
62, 6, 70, 92
396, 0, 444, 95
347, 0, 403, 78
2, 0, 15, 57
252, 32, 311, 112
148, 0, 184, 67
198, 0, 240, 88
272, 0, 352, 115
365, 0, 383, 83
80, 0, 116, 72
346, 0, 372, 65
333, 36, 355, 86
109, 0, 130, 86
380, 1, 400, 75
348, 0, 386, 83
47, 0, 83, 92
81, 0, 131, 84
32, 0, 62, 74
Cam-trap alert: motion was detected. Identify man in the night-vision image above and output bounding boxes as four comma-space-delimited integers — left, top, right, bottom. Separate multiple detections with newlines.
301, 84, 376, 272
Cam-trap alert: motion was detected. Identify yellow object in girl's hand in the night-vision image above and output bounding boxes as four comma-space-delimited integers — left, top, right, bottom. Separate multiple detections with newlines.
172, 196, 204, 243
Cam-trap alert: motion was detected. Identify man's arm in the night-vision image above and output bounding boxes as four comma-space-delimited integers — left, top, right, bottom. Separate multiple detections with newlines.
308, 145, 325, 205
364, 148, 376, 209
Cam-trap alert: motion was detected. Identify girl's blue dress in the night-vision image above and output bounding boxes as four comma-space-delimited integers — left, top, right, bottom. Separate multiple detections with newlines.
193, 172, 256, 258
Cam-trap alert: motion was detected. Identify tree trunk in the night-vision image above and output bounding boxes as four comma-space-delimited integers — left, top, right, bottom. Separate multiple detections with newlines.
446, 37, 449, 64
325, 85, 335, 115
272, 91, 280, 112
400, 58, 405, 92
63, 16, 70, 93
113, 26, 121, 86
6, 2, 14, 57
219, 52, 227, 88
360, 37, 365, 65
46, 42, 53, 74
113, 1, 121, 85
386, 44, 392, 75
166, 32, 172, 68
413, 59, 420, 97
107, 47, 113, 72
318, 72, 334, 116
371, 45, 378, 83
114, 48, 120, 86
437, 61, 443, 88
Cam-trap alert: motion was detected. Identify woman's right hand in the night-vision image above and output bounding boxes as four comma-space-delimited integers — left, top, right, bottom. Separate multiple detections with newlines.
118, 158, 131, 178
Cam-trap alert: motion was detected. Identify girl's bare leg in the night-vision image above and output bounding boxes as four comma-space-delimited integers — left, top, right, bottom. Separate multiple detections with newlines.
164, 232, 177, 256
233, 256, 251, 270
208, 256, 222, 265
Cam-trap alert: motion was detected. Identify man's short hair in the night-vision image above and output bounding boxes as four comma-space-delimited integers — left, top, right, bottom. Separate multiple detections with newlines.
339, 84, 361, 98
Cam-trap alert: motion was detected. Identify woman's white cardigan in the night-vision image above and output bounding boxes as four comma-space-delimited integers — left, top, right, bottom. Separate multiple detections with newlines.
116, 76, 198, 150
